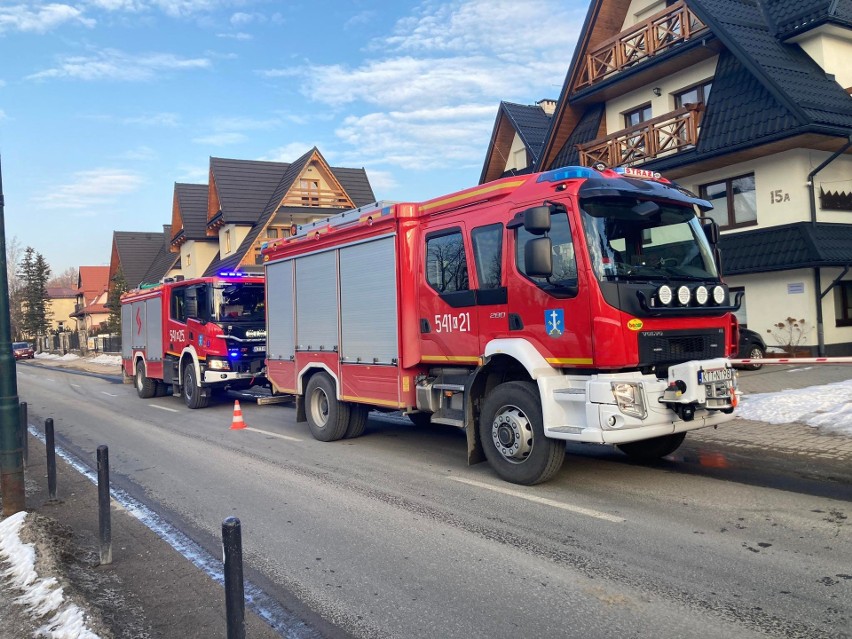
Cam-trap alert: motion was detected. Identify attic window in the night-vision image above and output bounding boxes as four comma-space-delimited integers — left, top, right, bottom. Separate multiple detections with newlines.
300, 179, 320, 206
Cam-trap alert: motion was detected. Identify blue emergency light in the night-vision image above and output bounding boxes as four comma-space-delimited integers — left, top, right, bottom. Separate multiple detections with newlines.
536, 166, 599, 183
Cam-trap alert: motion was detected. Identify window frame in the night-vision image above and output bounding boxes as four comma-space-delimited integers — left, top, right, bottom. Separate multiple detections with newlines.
674, 80, 712, 109
424, 227, 470, 295
699, 172, 758, 230
623, 102, 653, 129
836, 281, 852, 327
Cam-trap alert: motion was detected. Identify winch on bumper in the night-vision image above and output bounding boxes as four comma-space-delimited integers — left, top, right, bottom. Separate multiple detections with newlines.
540, 358, 738, 445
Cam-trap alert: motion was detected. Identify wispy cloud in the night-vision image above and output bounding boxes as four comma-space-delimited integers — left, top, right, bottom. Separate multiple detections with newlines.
192, 132, 247, 146
27, 48, 211, 81
0, 3, 95, 34
216, 31, 252, 40
0, 109, 7, 121
123, 112, 180, 126
260, 142, 315, 163
33, 168, 143, 210
119, 146, 157, 160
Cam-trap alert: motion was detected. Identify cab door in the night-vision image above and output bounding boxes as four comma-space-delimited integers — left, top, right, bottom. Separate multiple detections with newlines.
470, 223, 509, 351
418, 224, 481, 365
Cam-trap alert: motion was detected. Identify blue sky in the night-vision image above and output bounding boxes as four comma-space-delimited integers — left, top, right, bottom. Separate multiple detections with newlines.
0, 0, 585, 274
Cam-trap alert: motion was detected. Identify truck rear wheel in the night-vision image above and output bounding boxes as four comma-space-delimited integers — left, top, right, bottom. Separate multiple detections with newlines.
135, 361, 156, 399
479, 381, 565, 485
344, 404, 369, 439
305, 373, 349, 441
617, 432, 686, 461
182, 363, 209, 409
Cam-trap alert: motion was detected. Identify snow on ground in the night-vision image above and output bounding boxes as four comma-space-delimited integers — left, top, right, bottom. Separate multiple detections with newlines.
738, 379, 852, 436
87, 354, 121, 366
35, 353, 80, 362
0, 512, 101, 639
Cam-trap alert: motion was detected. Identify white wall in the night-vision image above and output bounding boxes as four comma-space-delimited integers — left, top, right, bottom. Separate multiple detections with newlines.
793, 25, 852, 91
621, 0, 667, 30
181, 240, 219, 279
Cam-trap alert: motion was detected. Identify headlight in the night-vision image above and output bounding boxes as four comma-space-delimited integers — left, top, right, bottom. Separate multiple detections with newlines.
695, 285, 708, 305
677, 285, 691, 305
611, 382, 647, 419
657, 285, 673, 305
712, 285, 725, 305
208, 358, 230, 371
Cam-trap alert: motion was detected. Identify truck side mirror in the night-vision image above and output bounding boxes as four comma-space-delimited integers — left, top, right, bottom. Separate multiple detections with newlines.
523, 206, 551, 235
525, 237, 553, 277
702, 218, 719, 245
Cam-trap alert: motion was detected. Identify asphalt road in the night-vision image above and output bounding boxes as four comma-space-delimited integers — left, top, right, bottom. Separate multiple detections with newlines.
16, 363, 852, 639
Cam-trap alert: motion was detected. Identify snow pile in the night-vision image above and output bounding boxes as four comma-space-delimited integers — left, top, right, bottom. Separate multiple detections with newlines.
738, 379, 852, 436
34, 353, 80, 362
0, 512, 101, 639
34, 353, 62, 361
87, 355, 121, 366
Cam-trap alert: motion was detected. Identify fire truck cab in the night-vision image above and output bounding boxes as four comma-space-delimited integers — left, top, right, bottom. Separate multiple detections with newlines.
121, 274, 266, 409
262, 165, 740, 484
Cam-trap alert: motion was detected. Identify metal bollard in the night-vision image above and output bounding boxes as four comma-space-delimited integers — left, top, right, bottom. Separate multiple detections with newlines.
97, 445, 112, 565
222, 517, 246, 639
20, 401, 27, 467
45, 418, 56, 501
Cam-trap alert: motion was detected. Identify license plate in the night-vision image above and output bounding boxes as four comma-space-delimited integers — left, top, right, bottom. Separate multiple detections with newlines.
698, 367, 732, 384
253, 345, 266, 353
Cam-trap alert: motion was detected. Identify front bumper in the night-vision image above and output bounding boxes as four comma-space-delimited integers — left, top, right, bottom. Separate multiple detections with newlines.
539, 359, 738, 444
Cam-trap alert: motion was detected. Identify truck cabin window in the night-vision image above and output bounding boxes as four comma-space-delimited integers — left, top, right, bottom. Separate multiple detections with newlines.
211, 283, 265, 322
426, 231, 469, 293
581, 198, 718, 282
471, 224, 503, 290
514, 211, 577, 292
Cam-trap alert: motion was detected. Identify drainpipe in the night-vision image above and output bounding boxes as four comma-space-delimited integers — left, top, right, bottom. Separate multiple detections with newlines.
807, 135, 852, 356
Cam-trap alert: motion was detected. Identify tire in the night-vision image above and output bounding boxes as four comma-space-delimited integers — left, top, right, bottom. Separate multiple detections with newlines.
344, 404, 369, 439
407, 412, 432, 428
617, 432, 686, 461
479, 381, 565, 485
182, 363, 209, 409
305, 373, 349, 442
155, 381, 170, 397
745, 345, 764, 370
135, 361, 156, 399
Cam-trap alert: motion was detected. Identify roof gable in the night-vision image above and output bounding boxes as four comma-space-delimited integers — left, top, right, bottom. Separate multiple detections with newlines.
111, 226, 178, 289
207, 157, 289, 226
171, 183, 209, 244
76, 266, 109, 301
480, 102, 553, 183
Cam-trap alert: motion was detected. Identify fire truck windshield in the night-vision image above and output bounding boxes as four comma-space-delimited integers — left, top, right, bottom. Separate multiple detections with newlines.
580, 198, 718, 282
205, 283, 265, 323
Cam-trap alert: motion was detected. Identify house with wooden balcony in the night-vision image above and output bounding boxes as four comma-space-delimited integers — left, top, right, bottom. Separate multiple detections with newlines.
69, 266, 110, 333
188, 147, 375, 276
481, 0, 852, 355
479, 100, 556, 183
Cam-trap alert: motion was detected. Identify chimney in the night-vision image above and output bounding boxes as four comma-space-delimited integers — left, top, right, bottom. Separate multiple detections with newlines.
537, 99, 557, 115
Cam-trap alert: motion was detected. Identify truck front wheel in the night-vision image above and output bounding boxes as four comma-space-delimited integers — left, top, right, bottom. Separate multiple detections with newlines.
479, 381, 565, 485
616, 432, 686, 461
182, 363, 210, 409
305, 373, 350, 441
135, 361, 156, 399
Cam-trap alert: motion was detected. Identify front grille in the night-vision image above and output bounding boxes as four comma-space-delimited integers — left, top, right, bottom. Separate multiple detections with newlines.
638, 328, 725, 365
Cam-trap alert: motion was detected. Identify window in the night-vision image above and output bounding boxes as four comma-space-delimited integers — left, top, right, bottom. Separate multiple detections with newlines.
426, 230, 469, 293
700, 174, 757, 229
624, 103, 652, 129
471, 224, 503, 290
171, 288, 186, 322
675, 81, 712, 109
730, 286, 747, 326
835, 281, 852, 327
300, 179, 319, 205
515, 212, 577, 294
185, 253, 191, 267
225, 230, 232, 254
267, 228, 279, 239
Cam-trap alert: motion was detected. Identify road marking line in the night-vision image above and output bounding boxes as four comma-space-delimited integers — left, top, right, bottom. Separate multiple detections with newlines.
45, 378, 54, 382
70, 384, 81, 388
101, 392, 118, 397
449, 477, 625, 523
151, 405, 179, 413
244, 427, 302, 442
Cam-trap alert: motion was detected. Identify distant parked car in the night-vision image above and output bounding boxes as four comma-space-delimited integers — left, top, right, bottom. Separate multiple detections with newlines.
735, 328, 766, 370
12, 342, 34, 360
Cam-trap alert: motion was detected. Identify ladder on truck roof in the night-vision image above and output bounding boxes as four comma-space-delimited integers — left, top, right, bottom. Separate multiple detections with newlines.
290, 201, 397, 239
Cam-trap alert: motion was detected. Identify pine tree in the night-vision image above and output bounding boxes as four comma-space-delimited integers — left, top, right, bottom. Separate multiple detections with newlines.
17, 247, 52, 337
106, 268, 128, 334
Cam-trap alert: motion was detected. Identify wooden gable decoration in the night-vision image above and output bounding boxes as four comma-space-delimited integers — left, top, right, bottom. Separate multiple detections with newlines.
170, 188, 184, 252
278, 149, 355, 210
482, 109, 522, 184
206, 165, 222, 235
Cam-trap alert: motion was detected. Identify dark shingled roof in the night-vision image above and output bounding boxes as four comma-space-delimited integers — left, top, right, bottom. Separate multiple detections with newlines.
502, 102, 553, 165
175, 183, 209, 240
763, 0, 852, 38
720, 222, 852, 275
210, 158, 289, 225
113, 227, 178, 289
548, 104, 605, 169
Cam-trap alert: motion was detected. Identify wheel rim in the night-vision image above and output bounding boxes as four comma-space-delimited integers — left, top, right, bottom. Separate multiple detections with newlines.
309, 387, 330, 429
490, 405, 534, 464
136, 365, 144, 391
749, 347, 763, 359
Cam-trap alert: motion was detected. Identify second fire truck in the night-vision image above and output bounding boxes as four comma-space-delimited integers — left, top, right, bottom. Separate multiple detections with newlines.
121, 274, 266, 409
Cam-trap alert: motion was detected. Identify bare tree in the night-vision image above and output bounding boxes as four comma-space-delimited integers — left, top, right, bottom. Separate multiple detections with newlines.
5, 236, 24, 340
48, 265, 79, 289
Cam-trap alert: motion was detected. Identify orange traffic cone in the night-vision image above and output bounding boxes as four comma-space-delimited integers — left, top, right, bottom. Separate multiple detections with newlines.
230, 400, 246, 430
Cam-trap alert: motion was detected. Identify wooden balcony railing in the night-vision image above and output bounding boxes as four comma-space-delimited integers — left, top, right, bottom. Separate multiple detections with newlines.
578, 104, 703, 167
576, 1, 708, 89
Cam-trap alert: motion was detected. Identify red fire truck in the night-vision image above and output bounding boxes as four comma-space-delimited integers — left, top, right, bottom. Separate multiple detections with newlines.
262, 165, 740, 484
121, 274, 266, 409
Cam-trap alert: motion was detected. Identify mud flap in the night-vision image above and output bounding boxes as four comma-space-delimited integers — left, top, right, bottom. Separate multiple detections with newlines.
465, 396, 485, 465
295, 394, 306, 423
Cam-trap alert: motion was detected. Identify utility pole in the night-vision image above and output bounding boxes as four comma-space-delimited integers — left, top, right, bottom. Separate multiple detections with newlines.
0, 154, 25, 515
